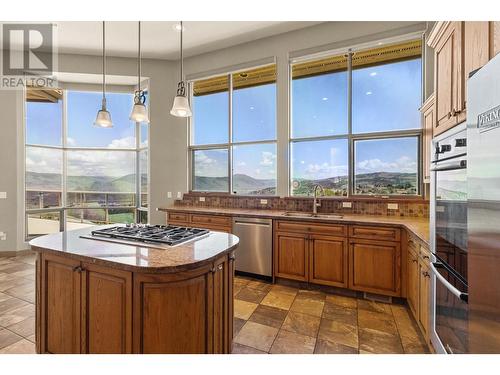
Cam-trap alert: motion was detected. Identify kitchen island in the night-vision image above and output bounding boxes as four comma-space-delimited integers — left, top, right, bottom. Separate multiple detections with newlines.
30, 225, 239, 354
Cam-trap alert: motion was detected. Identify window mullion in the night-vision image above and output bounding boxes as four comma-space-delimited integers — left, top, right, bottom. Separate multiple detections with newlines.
228, 73, 233, 194
61, 90, 68, 231
347, 50, 353, 198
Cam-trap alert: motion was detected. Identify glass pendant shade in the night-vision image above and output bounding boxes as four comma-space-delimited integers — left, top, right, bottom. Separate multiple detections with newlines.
170, 94, 192, 117
130, 101, 150, 123
94, 107, 113, 128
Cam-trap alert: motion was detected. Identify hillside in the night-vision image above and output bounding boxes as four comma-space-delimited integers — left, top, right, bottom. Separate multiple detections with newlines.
27, 172, 140, 192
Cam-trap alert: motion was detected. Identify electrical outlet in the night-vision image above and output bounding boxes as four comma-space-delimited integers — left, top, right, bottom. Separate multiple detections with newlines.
387, 203, 399, 210
177, 192, 182, 199
199, 197, 205, 202
260, 199, 268, 205
0, 192, 6, 199
167, 192, 172, 199
342, 201, 352, 208
0, 232, 6, 241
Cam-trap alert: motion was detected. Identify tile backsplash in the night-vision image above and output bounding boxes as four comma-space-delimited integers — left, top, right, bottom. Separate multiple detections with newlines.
174, 194, 429, 218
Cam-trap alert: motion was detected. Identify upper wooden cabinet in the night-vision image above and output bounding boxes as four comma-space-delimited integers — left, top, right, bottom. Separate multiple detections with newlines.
428, 21, 499, 136
420, 93, 435, 183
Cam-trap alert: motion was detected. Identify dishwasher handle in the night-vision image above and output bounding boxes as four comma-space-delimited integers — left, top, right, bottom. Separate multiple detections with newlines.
233, 218, 272, 227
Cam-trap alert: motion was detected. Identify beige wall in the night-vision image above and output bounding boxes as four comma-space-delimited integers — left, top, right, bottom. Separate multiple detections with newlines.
1, 21, 433, 252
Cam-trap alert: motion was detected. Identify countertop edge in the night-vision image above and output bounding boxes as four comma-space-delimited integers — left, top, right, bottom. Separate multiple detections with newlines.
159, 206, 430, 246
31, 241, 239, 274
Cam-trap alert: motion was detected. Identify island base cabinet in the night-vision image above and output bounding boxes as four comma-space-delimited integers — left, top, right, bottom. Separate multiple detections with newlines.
37, 252, 234, 354
348, 239, 401, 297
133, 255, 234, 354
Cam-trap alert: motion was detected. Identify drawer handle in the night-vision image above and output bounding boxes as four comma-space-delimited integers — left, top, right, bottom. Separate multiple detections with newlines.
72, 266, 84, 273
218, 264, 223, 270
423, 255, 430, 260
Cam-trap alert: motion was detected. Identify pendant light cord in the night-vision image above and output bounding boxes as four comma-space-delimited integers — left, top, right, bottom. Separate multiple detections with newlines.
180, 21, 183, 82
102, 21, 106, 104
138, 21, 141, 91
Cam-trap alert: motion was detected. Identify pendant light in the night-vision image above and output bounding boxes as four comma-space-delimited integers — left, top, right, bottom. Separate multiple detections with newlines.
170, 21, 192, 117
94, 21, 113, 128
130, 21, 150, 123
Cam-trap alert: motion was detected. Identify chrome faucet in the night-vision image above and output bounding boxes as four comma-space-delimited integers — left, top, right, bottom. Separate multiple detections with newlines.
312, 184, 325, 215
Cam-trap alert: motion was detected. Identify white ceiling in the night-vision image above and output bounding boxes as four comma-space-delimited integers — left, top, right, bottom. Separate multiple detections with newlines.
48, 21, 322, 60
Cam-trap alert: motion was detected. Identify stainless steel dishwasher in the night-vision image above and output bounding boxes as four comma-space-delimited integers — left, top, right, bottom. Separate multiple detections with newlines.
232, 217, 272, 277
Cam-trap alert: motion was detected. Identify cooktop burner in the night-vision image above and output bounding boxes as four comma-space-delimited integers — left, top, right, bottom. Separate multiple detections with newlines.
89, 224, 209, 246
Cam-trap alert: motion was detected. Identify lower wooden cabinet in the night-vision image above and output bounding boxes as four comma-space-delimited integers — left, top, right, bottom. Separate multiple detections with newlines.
167, 211, 232, 233
40, 254, 82, 354
407, 245, 420, 316
81, 263, 132, 354
418, 257, 431, 339
274, 232, 308, 281
348, 239, 401, 296
309, 235, 348, 288
37, 252, 234, 354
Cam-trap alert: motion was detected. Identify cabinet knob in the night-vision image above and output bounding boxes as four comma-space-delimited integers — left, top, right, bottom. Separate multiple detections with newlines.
72, 266, 83, 273
412, 259, 417, 263
423, 271, 430, 278
423, 255, 430, 260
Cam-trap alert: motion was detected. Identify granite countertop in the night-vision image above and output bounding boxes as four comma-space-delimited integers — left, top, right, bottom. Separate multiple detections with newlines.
29, 225, 239, 273
158, 205, 430, 245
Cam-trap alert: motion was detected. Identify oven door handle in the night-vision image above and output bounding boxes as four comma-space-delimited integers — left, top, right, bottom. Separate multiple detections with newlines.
430, 160, 467, 172
430, 262, 469, 303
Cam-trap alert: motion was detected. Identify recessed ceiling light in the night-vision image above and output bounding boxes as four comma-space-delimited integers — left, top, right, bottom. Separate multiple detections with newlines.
366, 91, 372, 95
377, 42, 383, 46
250, 106, 254, 110
322, 97, 328, 101
370, 72, 377, 76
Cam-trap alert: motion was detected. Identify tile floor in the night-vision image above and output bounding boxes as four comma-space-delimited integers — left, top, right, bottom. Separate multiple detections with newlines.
232, 276, 430, 354
0, 252, 429, 354
0, 253, 36, 354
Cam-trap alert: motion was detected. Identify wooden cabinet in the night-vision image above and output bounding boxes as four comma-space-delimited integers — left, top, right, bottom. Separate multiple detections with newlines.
420, 94, 435, 184
406, 233, 431, 344
349, 239, 401, 297
429, 21, 498, 136
274, 232, 308, 281
429, 21, 463, 136
167, 211, 232, 233
81, 263, 132, 354
309, 235, 348, 288
418, 258, 431, 339
349, 225, 400, 242
407, 242, 419, 316
38, 251, 234, 354
39, 254, 82, 354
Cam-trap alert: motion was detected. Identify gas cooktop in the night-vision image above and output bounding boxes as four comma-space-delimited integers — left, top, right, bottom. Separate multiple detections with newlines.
88, 224, 209, 246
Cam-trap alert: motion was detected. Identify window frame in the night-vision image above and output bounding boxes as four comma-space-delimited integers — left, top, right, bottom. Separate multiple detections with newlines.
188, 64, 278, 195
24, 88, 150, 240
289, 45, 423, 198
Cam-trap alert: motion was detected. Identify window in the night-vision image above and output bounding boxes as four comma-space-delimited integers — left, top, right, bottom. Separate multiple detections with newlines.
24, 88, 149, 238
190, 64, 277, 195
291, 39, 422, 196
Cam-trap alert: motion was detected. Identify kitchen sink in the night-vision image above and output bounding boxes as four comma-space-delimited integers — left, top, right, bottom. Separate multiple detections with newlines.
283, 212, 343, 219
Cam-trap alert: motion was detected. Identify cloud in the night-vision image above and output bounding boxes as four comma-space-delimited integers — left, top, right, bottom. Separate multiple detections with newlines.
67, 150, 135, 177
194, 150, 227, 177
26, 147, 62, 174
304, 162, 348, 179
259, 151, 276, 166
356, 156, 416, 174
107, 136, 136, 149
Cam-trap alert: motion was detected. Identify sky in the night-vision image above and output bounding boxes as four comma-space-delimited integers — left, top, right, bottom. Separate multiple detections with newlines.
25, 91, 148, 180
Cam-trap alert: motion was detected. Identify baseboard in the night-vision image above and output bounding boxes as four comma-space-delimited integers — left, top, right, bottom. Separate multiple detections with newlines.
0, 249, 35, 257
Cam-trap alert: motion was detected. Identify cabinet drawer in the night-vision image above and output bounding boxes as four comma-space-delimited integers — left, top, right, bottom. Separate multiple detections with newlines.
191, 214, 232, 227
275, 220, 347, 236
167, 212, 189, 223
419, 244, 431, 265
349, 225, 400, 242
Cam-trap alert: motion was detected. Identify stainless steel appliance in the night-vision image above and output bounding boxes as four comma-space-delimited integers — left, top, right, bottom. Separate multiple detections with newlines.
466, 54, 500, 353
232, 217, 272, 278
430, 123, 469, 354
85, 224, 209, 246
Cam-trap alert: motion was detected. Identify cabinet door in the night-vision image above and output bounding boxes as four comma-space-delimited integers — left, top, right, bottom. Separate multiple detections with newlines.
309, 235, 348, 288
133, 267, 213, 354
407, 248, 419, 317
40, 254, 81, 354
81, 263, 132, 354
434, 22, 462, 136
419, 260, 431, 339
274, 232, 308, 281
349, 239, 401, 296
463, 22, 490, 114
